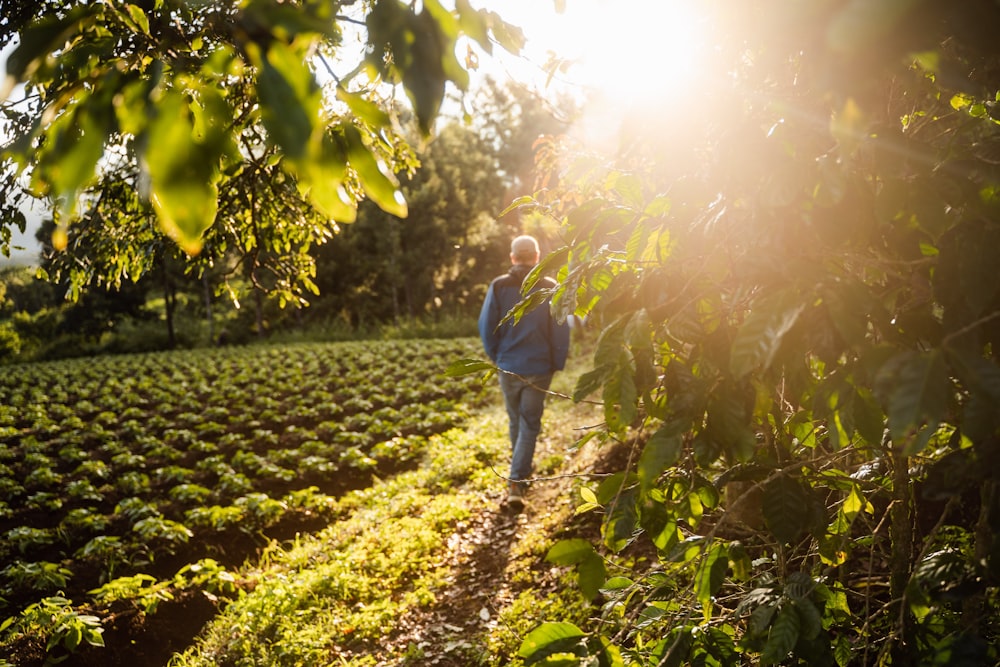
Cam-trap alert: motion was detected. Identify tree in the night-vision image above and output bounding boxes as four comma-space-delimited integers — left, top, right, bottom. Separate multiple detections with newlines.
0, 0, 524, 304
499, 1, 1000, 665
309, 83, 572, 327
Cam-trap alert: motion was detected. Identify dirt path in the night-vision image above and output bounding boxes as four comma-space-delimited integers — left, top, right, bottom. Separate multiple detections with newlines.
378, 394, 610, 666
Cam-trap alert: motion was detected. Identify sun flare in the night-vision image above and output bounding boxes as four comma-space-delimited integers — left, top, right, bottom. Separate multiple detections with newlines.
505, 0, 710, 103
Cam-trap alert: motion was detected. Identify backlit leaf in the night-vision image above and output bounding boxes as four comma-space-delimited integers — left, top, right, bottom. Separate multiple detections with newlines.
343, 125, 407, 218
336, 88, 391, 128
124, 4, 150, 35
3, 7, 92, 85
297, 131, 355, 222
253, 41, 319, 162
695, 543, 728, 616
146, 90, 219, 254
517, 622, 586, 661
455, 0, 491, 51
443, 358, 494, 376
546, 539, 595, 566
45, 101, 110, 216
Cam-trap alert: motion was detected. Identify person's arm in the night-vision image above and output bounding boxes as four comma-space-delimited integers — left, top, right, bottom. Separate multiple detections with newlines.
478, 283, 500, 363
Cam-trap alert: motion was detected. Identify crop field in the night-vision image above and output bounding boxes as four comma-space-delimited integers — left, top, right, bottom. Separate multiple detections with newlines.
0, 338, 486, 661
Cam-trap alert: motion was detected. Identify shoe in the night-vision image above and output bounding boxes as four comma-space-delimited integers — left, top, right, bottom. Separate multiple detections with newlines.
507, 481, 525, 507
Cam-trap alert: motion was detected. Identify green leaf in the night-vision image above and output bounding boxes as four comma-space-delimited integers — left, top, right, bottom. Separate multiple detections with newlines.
455, 0, 491, 51
885, 351, 948, 453
499, 195, 538, 218
298, 131, 355, 222
45, 101, 110, 216
853, 387, 886, 446
730, 293, 805, 379
604, 361, 638, 432
611, 172, 644, 208
484, 10, 525, 54
842, 485, 873, 521
748, 600, 779, 637
523, 245, 569, 293
573, 365, 610, 402
145, 90, 219, 254
546, 539, 596, 566
695, 543, 729, 614
625, 218, 654, 262
517, 622, 586, 661
706, 390, 755, 462
253, 41, 319, 162
729, 542, 751, 581
834, 634, 852, 667
243, 0, 341, 40
65, 624, 82, 651
336, 88, 392, 128
343, 125, 407, 218
947, 349, 1000, 407
444, 358, 494, 377
123, 4, 151, 35
600, 576, 634, 593
655, 626, 695, 667
761, 604, 800, 665
784, 571, 816, 600
578, 552, 607, 600
422, 0, 468, 90
602, 486, 639, 552
638, 423, 684, 493
762, 477, 811, 545
792, 598, 822, 640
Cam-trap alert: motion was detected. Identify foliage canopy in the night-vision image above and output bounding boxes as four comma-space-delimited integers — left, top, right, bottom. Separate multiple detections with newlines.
0, 0, 523, 304
498, 1, 1000, 665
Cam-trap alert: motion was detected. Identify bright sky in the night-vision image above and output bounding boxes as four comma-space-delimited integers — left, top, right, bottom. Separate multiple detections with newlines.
468, 0, 711, 152
473, 0, 707, 100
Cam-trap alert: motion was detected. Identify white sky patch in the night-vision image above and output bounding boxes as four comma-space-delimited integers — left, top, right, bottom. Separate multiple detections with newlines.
469, 0, 712, 150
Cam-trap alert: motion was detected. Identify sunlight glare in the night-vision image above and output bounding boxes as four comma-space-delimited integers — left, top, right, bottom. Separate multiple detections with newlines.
492, 0, 710, 105
566, 0, 707, 102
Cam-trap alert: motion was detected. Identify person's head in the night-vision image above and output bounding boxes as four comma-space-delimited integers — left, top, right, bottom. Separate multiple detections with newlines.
510, 235, 540, 266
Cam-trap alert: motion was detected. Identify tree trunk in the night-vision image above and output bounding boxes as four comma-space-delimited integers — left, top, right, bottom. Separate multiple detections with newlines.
254, 288, 265, 339
163, 267, 176, 349
202, 274, 214, 344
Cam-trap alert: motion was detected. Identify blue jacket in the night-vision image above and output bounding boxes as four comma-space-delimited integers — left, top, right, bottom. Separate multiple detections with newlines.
479, 264, 570, 376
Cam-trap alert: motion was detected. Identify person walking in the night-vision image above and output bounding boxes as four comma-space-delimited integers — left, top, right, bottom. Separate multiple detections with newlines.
479, 235, 570, 507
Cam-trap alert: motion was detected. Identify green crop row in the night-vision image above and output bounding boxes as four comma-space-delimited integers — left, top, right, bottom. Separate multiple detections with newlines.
0, 338, 486, 662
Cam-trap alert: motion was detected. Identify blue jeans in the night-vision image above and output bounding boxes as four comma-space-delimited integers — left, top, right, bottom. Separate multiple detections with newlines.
498, 371, 552, 483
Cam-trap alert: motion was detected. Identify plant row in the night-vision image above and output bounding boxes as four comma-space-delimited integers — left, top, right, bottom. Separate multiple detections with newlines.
0, 337, 486, 662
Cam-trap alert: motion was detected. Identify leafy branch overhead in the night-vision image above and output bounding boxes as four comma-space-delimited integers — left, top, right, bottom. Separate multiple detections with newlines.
0, 0, 522, 256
